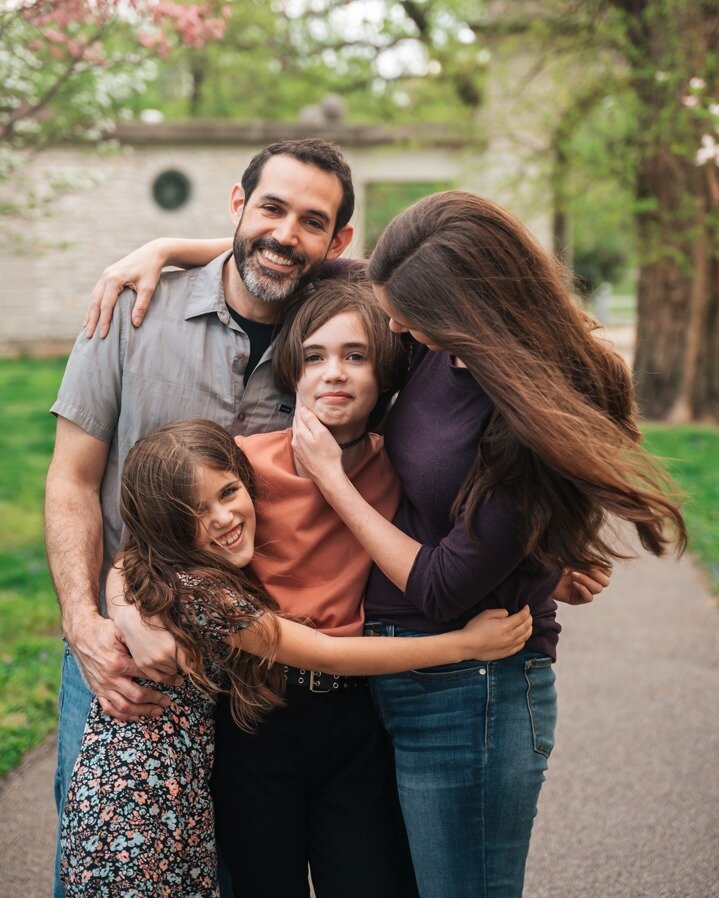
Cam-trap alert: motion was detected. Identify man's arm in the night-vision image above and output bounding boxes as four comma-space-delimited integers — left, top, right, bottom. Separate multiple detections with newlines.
45, 417, 172, 720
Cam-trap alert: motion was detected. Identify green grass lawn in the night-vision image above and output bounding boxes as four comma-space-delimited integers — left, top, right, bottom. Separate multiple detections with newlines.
0, 358, 716, 777
641, 424, 719, 592
0, 358, 66, 777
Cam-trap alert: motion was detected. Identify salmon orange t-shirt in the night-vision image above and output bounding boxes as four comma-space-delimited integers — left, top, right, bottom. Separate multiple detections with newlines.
237, 429, 400, 637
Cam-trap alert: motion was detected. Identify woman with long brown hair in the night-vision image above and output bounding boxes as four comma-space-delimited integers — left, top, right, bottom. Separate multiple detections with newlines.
291, 191, 686, 897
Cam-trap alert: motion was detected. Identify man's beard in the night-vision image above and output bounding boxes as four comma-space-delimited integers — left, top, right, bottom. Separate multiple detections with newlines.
233, 230, 318, 304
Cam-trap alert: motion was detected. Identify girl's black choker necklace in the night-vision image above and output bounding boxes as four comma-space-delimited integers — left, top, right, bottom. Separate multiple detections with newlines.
338, 431, 368, 451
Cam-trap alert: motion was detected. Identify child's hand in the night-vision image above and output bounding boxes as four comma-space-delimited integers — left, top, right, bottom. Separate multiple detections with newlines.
114, 604, 187, 683
461, 606, 533, 661
107, 563, 186, 684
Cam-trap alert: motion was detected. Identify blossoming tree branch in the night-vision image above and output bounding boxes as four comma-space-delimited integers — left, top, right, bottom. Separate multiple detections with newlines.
0, 0, 229, 149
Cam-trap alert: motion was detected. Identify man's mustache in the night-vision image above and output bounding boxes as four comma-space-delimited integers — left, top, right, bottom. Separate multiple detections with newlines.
250, 237, 307, 267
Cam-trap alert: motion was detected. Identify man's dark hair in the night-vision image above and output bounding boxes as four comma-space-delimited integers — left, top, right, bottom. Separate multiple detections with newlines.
241, 139, 354, 236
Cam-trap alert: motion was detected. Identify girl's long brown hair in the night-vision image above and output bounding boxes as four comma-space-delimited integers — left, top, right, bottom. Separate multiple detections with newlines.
369, 191, 687, 571
117, 419, 284, 731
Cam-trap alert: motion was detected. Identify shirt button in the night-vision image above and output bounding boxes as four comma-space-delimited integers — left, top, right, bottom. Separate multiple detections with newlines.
237, 412, 246, 423
479, 668, 487, 675
219, 311, 230, 324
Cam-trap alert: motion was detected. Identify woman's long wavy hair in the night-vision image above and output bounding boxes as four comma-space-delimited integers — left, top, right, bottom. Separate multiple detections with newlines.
117, 419, 284, 731
368, 191, 687, 570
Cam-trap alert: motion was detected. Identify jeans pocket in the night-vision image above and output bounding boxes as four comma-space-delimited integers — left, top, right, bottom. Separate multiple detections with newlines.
524, 656, 557, 758
409, 659, 488, 682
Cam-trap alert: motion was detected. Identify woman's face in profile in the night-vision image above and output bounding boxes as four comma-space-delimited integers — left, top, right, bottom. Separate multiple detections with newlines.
295, 311, 379, 440
372, 284, 444, 352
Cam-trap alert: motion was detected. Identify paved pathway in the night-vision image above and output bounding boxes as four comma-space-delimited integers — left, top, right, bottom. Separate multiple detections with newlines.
1, 546, 717, 897
525, 548, 719, 898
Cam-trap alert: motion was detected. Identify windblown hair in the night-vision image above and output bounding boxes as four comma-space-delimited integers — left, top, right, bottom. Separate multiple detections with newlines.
273, 271, 407, 430
368, 191, 687, 570
241, 138, 354, 235
117, 420, 284, 731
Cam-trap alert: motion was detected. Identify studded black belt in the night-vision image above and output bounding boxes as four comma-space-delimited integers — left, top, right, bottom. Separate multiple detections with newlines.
282, 666, 368, 693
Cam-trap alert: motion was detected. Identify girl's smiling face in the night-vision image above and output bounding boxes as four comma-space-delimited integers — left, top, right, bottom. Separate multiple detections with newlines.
194, 466, 256, 568
295, 311, 380, 443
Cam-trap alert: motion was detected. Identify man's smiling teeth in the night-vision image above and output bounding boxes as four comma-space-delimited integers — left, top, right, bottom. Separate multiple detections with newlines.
215, 523, 243, 548
260, 249, 294, 267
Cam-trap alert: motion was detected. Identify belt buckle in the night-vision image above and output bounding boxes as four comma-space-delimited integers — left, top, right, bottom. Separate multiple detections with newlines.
309, 671, 331, 693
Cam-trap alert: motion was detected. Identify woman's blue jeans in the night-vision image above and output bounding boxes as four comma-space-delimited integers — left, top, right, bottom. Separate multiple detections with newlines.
365, 623, 557, 898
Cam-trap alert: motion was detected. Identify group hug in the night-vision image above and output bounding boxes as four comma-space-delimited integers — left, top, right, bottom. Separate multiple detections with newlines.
45, 138, 685, 897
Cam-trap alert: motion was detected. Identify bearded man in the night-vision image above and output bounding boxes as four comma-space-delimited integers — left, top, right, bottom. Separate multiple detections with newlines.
45, 139, 356, 898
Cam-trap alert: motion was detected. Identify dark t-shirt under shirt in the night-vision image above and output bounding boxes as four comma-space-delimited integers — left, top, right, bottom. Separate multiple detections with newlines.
226, 305, 276, 384
363, 342, 561, 660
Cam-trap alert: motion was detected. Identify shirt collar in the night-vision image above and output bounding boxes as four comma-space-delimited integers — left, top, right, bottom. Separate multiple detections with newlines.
184, 250, 233, 320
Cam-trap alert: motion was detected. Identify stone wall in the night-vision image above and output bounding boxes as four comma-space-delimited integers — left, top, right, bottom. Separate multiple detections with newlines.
1, 123, 551, 355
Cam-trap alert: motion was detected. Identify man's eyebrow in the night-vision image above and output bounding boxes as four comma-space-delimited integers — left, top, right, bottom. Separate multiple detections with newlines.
258, 193, 331, 225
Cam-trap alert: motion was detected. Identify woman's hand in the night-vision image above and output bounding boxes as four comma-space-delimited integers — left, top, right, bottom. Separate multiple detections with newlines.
291, 405, 344, 485
84, 236, 232, 338
84, 239, 169, 338
552, 566, 611, 605
291, 404, 421, 592
460, 605, 533, 661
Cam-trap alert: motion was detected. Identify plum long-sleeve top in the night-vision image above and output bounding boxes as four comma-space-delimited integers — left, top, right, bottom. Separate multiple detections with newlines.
363, 343, 561, 660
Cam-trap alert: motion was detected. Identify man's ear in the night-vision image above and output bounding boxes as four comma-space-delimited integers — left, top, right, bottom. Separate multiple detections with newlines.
325, 224, 354, 261
229, 183, 245, 227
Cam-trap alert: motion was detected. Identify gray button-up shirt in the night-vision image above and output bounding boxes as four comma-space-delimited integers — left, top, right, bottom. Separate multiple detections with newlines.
51, 251, 295, 599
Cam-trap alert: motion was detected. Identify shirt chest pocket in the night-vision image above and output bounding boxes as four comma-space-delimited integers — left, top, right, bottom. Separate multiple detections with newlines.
123, 366, 238, 423
235, 398, 295, 435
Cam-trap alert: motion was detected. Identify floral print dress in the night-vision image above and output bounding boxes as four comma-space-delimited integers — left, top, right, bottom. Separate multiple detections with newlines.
60, 574, 260, 898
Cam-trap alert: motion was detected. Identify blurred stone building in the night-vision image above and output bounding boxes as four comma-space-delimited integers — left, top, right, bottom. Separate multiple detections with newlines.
1, 100, 550, 355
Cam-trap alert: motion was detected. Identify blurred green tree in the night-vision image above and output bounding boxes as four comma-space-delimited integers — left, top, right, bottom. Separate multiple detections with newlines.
607, 1, 719, 423
458, 0, 718, 421
134, 0, 488, 126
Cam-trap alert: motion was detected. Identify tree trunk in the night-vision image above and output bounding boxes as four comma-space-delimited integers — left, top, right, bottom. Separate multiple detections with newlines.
633, 152, 719, 421
626, 2, 719, 421
189, 56, 208, 117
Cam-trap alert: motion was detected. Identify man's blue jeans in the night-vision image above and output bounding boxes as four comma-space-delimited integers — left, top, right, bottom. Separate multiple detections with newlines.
53, 646, 93, 898
366, 624, 557, 898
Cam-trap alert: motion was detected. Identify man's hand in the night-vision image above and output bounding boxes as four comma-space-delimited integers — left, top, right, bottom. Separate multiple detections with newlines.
66, 612, 172, 722
552, 566, 611, 605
